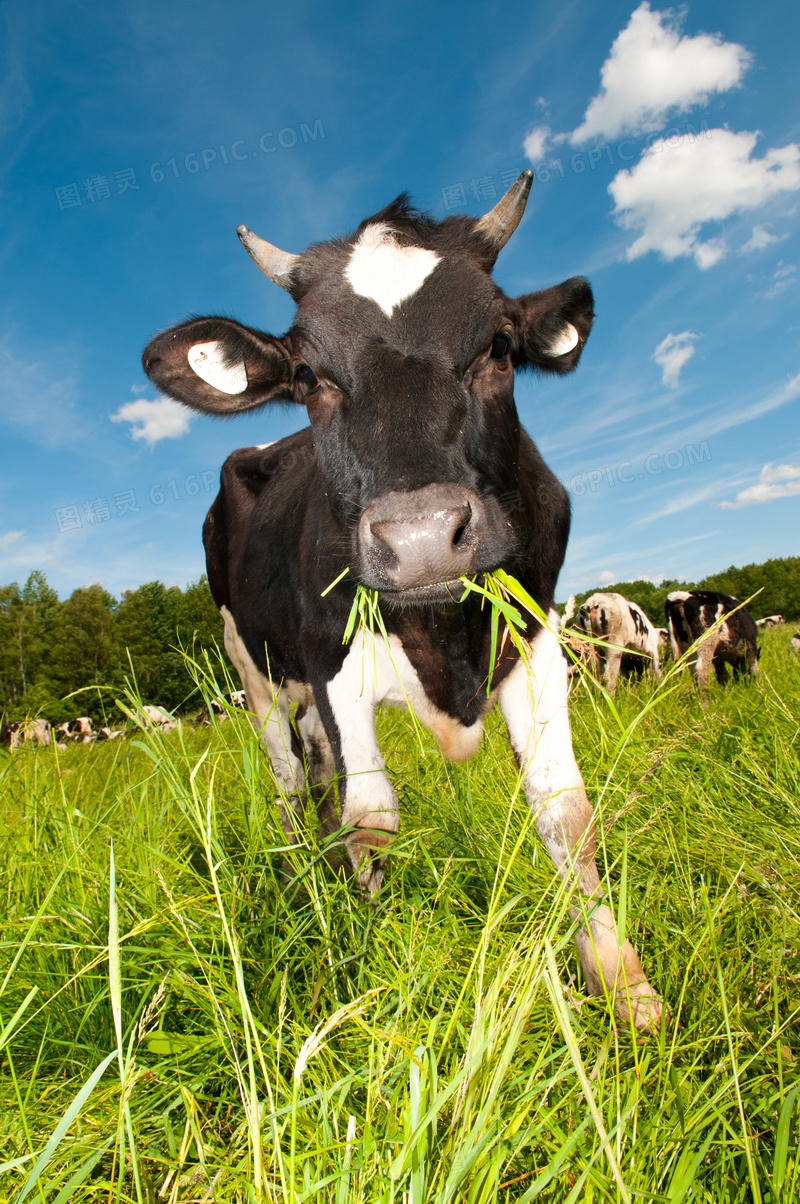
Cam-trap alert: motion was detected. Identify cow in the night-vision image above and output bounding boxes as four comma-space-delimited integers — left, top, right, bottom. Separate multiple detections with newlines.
665, 590, 759, 700
572, 593, 662, 695
5, 719, 53, 749
94, 726, 124, 742
142, 172, 661, 1029
756, 615, 783, 629
198, 691, 249, 726
791, 633, 800, 655
56, 716, 95, 743
137, 705, 178, 733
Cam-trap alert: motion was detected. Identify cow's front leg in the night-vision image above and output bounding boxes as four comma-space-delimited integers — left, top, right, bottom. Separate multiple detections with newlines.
296, 702, 340, 844
318, 636, 400, 896
221, 605, 307, 840
603, 647, 623, 697
499, 619, 662, 1031
692, 633, 718, 706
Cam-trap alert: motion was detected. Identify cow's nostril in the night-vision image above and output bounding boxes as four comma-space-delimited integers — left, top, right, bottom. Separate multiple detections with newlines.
369, 524, 399, 572
453, 521, 468, 547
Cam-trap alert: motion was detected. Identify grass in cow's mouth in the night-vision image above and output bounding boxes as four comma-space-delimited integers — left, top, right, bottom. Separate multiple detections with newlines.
324, 566, 560, 696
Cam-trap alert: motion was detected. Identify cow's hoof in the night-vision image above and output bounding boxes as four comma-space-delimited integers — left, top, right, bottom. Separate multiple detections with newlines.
345, 827, 394, 899
613, 982, 666, 1034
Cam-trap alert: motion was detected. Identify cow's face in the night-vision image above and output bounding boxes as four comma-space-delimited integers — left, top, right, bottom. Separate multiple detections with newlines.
143, 173, 593, 602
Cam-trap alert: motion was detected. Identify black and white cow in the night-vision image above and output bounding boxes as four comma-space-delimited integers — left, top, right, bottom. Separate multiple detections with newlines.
142, 173, 661, 1028
572, 593, 662, 695
756, 614, 783, 629
665, 590, 759, 699
4, 718, 53, 749
56, 716, 95, 743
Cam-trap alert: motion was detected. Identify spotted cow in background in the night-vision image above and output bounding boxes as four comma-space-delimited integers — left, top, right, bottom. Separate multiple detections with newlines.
572, 592, 662, 696
56, 717, 95, 743
137, 705, 178, 733
4, 719, 53, 749
141, 172, 662, 1029
756, 615, 784, 629
665, 590, 759, 700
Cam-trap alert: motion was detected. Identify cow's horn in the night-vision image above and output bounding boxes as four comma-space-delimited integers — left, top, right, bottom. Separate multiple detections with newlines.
474, 169, 533, 252
237, 225, 299, 290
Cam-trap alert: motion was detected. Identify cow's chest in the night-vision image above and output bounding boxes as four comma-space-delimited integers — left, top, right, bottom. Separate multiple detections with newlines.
320, 629, 487, 763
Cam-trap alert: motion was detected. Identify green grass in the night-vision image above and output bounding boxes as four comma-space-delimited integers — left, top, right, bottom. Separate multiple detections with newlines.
1, 629, 800, 1201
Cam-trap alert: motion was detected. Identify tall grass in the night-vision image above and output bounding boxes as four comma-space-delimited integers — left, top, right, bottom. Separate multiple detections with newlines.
1, 628, 799, 1200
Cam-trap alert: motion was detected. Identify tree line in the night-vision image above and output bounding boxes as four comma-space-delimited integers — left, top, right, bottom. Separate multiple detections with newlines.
564, 556, 800, 628
1, 555, 798, 723
0, 572, 229, 724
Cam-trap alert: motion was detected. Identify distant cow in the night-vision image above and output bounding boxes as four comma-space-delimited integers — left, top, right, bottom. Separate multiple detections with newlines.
573, 593, 662, 695
5, 719, 53, 749
665, 590, 759, 699
790, 633, 800, 656
137, 705, 178, 733
94, 726, 124, 741
756, 615, 783, 629
200, 691, 249, 725
56, 717, 94, 743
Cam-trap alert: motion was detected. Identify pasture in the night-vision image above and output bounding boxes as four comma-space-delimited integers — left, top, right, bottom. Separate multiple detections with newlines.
1, 627, 799, 1202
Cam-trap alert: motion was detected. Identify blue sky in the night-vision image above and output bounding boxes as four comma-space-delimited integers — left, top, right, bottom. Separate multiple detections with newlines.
1, 0, 798, 600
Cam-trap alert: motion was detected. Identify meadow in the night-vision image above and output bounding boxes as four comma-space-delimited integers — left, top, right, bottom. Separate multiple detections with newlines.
1, 626, 799, 1202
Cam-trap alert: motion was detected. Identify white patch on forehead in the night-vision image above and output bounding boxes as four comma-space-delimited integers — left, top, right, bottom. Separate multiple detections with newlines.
188, 341, 248, 394
544, 323, 580, 357
344, 223, 441, 317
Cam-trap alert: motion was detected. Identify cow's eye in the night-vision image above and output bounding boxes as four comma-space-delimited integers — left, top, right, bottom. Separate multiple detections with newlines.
295, 364, 319, 389
490, 333, 512, 359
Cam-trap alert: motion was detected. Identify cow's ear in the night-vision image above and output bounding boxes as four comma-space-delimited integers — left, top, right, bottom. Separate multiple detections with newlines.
512, 276, 594, 375
142, 317, 294, 413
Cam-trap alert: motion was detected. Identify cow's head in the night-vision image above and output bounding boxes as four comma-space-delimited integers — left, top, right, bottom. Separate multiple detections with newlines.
143, 172, 593, 603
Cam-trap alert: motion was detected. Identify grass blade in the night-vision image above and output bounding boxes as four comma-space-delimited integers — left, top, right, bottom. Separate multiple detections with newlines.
13, 1050, 117, 1204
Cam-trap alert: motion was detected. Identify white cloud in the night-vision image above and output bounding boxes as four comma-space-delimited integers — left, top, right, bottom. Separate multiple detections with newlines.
609, 129, 800, 268
739, 224, 787, 255
523, 124, 550, 163
719, 463, 800, 509
570, 3, 750, 145
0, 531, 24, 550
597, 569, 617, 585
634, 479, 732, 526
653, 330, 699, 388
110, 396, 191, 446
762, 261, 797, 298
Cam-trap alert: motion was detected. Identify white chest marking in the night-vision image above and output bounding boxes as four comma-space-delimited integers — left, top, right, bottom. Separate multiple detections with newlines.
327, 629, 484, 763
188, 341, 248, 394
344, 224, 441, 317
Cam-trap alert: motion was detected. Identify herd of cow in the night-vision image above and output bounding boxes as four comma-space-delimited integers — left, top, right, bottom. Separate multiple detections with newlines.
1, 603, 792, 753
561, 588, 793, 700
0, 692, 248, 751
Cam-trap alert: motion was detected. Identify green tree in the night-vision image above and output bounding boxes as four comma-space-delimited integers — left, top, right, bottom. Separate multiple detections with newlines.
49, 585, 121, 722
176, 575, 231, 685
116, 581, 187, 711
0, 572, 61, 719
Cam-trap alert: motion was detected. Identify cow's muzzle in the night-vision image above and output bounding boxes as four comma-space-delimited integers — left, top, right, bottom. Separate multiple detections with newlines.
358, 484, 490, 599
